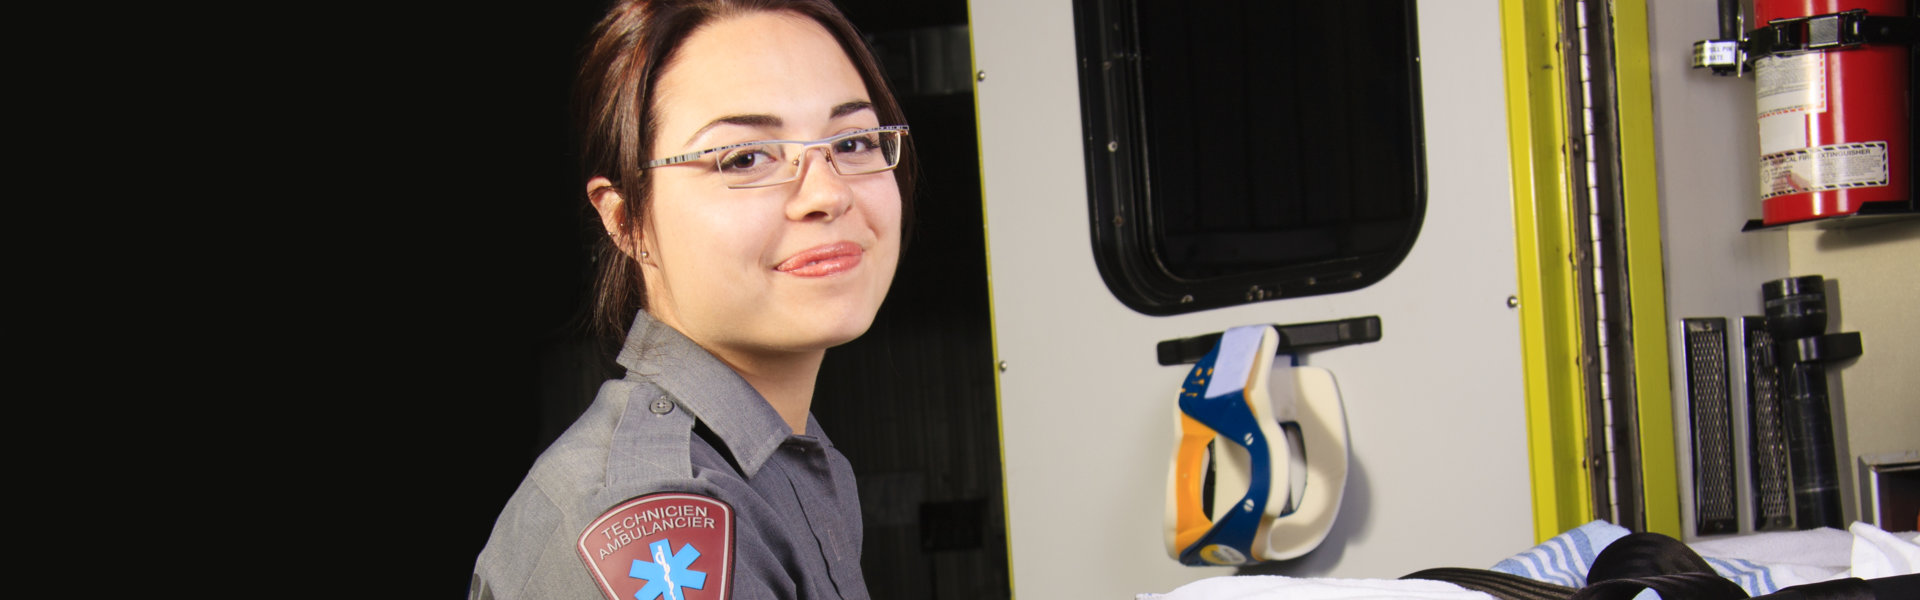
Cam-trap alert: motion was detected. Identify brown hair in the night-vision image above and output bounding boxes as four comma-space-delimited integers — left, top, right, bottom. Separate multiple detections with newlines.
576, 0, 915, 341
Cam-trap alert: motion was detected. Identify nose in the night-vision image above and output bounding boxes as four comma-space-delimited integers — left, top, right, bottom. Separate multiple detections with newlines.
785, 148, 854, 222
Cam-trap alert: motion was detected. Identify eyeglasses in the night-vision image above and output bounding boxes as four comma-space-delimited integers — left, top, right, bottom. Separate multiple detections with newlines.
643, 125, 909, 189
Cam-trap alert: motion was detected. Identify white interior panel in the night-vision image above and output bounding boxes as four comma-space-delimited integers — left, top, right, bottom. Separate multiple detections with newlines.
1643, 0, 1790, 540
971, 0, 1536, 596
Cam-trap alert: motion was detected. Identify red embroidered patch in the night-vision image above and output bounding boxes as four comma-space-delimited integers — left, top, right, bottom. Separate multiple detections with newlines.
578, 493, 733, 600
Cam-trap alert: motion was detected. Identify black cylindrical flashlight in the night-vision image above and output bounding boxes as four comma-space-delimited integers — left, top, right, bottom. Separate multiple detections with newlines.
1762, 275, 1843, 529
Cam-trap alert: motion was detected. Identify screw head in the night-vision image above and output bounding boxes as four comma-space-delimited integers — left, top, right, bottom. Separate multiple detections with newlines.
1507, 295, 1520, 308
976, 70, 987, 82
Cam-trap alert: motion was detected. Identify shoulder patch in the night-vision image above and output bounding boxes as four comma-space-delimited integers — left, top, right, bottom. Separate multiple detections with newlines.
578, 493, 733, 600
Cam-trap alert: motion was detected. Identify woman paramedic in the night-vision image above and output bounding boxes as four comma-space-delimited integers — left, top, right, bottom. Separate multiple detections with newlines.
471, 0, 910, 598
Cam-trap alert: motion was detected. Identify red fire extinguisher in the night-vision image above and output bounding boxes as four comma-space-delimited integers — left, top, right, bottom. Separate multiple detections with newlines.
1752, 0, 1912, 226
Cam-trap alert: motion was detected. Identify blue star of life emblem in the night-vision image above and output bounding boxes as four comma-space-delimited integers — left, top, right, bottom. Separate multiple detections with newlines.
628, 538, 708, 600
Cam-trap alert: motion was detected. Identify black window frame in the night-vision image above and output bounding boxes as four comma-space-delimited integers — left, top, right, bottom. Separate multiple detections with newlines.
1072, 0, 1429, 316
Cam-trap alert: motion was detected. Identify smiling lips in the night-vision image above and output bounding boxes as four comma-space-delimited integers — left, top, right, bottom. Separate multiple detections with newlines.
775, 241, 865, 277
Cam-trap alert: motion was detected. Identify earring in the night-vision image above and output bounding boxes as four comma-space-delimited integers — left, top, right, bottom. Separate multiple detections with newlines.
640, 250, 650, 259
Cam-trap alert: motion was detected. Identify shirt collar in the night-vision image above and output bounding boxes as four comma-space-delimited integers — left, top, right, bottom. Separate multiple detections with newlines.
615, 311, 819, 478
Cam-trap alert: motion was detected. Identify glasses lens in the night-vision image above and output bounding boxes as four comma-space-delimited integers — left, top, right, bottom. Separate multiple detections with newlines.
717, 144, 793, 186
828, 130, 901, 175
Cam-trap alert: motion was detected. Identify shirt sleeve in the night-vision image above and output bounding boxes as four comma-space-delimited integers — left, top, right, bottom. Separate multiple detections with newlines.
473, 453, 812, 599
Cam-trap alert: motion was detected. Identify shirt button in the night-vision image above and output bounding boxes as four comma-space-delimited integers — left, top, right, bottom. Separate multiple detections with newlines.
650, 397, 674, 415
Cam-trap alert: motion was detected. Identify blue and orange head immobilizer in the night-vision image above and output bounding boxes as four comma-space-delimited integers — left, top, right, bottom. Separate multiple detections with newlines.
1165, 324, 1350, 566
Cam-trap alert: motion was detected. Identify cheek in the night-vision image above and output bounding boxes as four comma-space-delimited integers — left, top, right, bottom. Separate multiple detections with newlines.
665, 210, 775, 273
647, 187, 735, 287
861, 181, 904, 239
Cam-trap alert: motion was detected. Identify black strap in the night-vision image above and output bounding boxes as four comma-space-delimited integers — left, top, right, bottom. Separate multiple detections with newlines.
1859, 574, 1918, 600
1401, 567, 1575, 600
1571, 573, 1748, 600
1403, 531, 1746, 600
1750, 574, 1920, 600
1405, 533, 1917, 600
1745, 11, 1920, 61
1587, 532, 1719, 581
1571, 532, 1748, 600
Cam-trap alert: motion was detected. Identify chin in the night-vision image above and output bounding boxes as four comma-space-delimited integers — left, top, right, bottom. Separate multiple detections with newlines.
787, 299, 885, 352
821, 322, 876, 349
814, 311, 882, 350
757, 275, 892, 353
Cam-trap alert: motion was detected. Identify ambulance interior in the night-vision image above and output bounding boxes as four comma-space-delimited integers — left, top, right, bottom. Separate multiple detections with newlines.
477, 0, 1918, 597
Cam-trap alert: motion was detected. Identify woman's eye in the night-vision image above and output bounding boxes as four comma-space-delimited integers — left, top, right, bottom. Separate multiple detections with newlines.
833, 136, 878, 154
719, 149, 775, 172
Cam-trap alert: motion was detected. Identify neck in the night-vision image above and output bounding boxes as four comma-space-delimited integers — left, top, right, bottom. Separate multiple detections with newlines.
710, 347, 825, 435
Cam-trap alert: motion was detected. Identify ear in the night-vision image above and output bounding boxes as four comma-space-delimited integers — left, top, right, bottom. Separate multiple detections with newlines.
587, 177, 641, 259
587, 177, 625, 236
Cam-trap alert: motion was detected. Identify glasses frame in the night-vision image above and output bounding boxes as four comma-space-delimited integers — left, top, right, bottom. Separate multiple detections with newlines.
642, 125, 910, 189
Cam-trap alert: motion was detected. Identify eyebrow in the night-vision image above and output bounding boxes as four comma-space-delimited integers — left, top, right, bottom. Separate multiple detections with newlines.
830, 100, 874, 119
681, 101, 877, 145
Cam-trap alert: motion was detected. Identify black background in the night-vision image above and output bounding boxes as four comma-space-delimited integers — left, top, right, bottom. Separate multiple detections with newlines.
236, 1, 998, 595
24, 0, 995, 592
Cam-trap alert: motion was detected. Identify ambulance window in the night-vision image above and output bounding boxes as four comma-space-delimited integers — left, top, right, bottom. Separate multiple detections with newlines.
1072, 0, 1426, 315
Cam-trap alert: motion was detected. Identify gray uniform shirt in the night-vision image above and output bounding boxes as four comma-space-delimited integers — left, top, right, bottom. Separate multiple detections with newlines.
472, 312, 869, 600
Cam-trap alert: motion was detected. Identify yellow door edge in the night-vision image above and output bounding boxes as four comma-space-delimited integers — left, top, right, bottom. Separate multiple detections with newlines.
1608, 0, 1682, 539
1502, 0, 1596, 543
964, 2, 1019, 593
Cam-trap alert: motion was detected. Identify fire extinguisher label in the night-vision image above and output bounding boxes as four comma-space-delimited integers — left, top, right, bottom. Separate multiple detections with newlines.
1755, 54, 1825, 118
1759, 142, 1889, 199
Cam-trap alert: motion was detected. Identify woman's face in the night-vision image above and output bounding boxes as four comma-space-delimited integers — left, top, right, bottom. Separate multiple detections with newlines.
640, 11, 901, 361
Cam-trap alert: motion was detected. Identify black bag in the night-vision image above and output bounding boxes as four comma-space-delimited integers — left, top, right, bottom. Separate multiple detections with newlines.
1403, 531, 1918, 600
